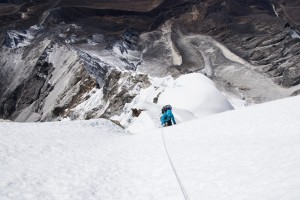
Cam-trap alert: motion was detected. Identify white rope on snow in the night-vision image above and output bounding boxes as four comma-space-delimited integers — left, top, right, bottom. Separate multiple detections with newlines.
160, 128, 190, 200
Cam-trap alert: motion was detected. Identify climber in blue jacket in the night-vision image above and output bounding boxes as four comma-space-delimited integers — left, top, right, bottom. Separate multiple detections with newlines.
160, 105, 176, 127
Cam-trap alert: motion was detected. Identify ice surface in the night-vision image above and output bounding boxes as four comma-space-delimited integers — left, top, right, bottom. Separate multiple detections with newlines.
1, 95, 300, 200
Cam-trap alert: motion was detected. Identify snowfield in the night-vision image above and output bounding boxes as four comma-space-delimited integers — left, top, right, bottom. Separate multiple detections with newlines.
1, 95, 300, 200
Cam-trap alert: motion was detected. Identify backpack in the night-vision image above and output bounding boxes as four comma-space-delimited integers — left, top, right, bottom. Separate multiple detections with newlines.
162, 105, 172, 113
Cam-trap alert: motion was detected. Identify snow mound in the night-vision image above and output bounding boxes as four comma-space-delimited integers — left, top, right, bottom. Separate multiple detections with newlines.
113, 73, 233, 133
158, 73, 234, 118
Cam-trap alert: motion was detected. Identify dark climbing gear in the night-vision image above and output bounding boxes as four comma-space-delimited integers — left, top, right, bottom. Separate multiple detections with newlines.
162, 105, 172, 113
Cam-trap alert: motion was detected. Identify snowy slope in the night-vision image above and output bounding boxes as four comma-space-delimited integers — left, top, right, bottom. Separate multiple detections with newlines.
160, 96, 300, 200
1, 96, 300, 200
0, 119, 184, 200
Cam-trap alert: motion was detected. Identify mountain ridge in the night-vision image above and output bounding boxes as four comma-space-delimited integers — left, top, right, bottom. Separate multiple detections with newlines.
0, 0, 299, 122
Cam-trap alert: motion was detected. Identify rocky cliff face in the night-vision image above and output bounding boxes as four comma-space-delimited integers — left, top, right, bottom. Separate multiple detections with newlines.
0, 0, 299, 122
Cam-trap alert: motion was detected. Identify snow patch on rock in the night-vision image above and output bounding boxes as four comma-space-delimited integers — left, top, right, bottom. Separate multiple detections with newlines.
291, 29, 300, 39
272, 4, 279, 17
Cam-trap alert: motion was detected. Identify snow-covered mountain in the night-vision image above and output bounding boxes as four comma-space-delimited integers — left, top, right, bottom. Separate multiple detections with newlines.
1, 0, 300, 122
1, 94, 300, 200
1, 1, 300, 198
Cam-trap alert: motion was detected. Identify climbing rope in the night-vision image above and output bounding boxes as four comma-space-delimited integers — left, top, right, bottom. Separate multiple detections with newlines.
160, 128, 190, 200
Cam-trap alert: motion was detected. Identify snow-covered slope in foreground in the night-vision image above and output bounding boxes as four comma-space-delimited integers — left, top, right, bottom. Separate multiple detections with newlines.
1, 96, 300, 200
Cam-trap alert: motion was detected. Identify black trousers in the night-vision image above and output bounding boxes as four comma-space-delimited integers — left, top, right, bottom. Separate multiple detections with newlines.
166, 120, 172, 126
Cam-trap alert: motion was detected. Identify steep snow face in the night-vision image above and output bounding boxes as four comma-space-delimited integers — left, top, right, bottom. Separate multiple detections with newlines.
0, 39, 51, 96
112, 73, 234, 133
1, 95, 300, 200
11, 44, 95, 122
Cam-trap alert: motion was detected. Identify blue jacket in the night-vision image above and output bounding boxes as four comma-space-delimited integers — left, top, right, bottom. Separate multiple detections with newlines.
160, 110, 176, 125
